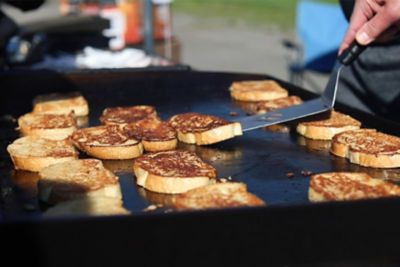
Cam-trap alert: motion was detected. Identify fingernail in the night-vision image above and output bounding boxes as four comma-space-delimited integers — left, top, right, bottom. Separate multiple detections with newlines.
356, 32, 372, 45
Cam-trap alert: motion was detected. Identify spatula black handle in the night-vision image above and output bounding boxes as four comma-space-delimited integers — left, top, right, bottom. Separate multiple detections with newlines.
338, 41, 367, 65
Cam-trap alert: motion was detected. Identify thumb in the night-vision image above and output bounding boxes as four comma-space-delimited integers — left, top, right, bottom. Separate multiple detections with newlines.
356, 10, 393, 45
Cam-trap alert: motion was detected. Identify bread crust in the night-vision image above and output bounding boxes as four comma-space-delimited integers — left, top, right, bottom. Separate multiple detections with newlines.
133, 150, 217, 194
100, 105, 159, 125
7, 135, 78, 172
32, 91, 89, 116
331, 129, 400, 168
38, 159, 122, 204
172, 182, 266, 210
296, 110, 361, 140
71, 125, 143, 159
229, 80, 288, 102
309, 172, 400, 201
18, 112, 77, 137
168, 113, 243, 145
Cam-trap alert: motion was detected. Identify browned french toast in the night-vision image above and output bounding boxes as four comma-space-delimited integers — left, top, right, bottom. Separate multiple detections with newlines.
309, 172, 400, 201
167, 112, 242, 145
33, 91, 89, 116
100, 105, 160, 125
331, 129, 400, 168
71, 125, 143, 159
296, 110, 361, 140
133, 149, 217, 194
229, 80, 288, 102
255, 95, 303, 114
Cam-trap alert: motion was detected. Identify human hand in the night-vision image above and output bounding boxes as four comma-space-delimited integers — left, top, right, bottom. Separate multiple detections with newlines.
339, 0, 400, 54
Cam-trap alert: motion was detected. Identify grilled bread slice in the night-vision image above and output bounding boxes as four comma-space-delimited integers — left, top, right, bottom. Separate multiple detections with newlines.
229, 80, 288, 102
43, 197, 130, 217
133, 149, 217, 194
123, 118, 177, 152
38, 159, 122, 204
167, 112, 243, 145
72, 125, 143, 159
7, 135, 78, 172
296, 110, 361, 140
331, 129, 400, 168
309, 172, 400, 202
33, 91, 89, 116
172, 182, 266, 210
100, 105, 160, 125
18, 112, 77, 137
255, 95, 303, 114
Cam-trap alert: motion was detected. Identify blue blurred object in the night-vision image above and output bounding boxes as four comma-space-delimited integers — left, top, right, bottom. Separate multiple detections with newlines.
284, 0, 348, 90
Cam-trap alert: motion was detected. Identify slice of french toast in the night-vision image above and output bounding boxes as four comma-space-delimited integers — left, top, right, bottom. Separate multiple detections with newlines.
167, 112, 242, 145
7, 135, 78, 172
309, 172, 400, 201
18, 112, 77, 137
255, 95, 303, 114
33, 91, 89, 116
229, 80, 288, 102
100, 105, 160, 125
172, 182, 266, 211
331, 128, 400, 168
133, 149, 217, 194
71, 125, 143, 159
38, 159, 123, 204
296, 110, 361, 140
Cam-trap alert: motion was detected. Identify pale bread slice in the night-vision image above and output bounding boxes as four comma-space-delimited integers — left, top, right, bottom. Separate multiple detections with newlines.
18, 112, 77, 137
255, 95, 303, 114
100, 105, 160, 125
229, 80, 288, 102
309, 172, 400, 202
123, 118, 177, 152
133, 149, 217, 194
71, 125, 143, 159
43, 197, 130, 217
38, 159, 122, 204
32, 91, 89, 117
7, 135, 78, 172
296, 110, 361, 140
172, 182, 266, 210
331, 129, 400, 168
167, 112, 242, 145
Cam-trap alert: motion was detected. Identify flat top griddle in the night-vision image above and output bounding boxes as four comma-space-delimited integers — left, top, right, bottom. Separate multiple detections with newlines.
1, 68, 400, 266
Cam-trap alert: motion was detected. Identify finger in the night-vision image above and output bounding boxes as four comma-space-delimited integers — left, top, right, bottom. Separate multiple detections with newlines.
375, 25, 399, 43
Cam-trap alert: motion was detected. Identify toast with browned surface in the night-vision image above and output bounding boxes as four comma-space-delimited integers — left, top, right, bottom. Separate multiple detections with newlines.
296, 110, 361, 140
309, 172, 400, 202
71, 125, 143, 159
100, 105, 160, 125
133, 149, 217, 194
18, 112, 77, 137
255, 95, 303, 114
7, 135, 78, 172
331, 128, 400, 168
229, 80, 288, 102
167, 112, 242, 145
33, 91, 89, 116
172, 182, 266, 210
38, 159, 122, 204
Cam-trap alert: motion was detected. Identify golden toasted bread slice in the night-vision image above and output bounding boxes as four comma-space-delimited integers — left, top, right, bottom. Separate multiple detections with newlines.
133, 149, 217, 194
100, 105, 160, 125
331, 129, 400, 168
167, 112, 242, 145
18, 112, 77, 137
309, 172, 400, 202
255, 95, 303, 114
7, 135, 78, 172
123, 119, 177, 152
296, 110, 361, 140
172, 182, 266, 210
33, 91, 89, 116
38, 159, 123, 204
229, 80, 288, 102
43, 197, 130, 217
71, 125, 143, 159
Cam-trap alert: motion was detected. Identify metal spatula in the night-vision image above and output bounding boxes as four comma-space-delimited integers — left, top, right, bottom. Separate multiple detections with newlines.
238, 41, 366, 132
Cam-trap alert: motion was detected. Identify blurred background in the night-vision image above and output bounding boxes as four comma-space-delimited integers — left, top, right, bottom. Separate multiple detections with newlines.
1, 0, 346, 93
